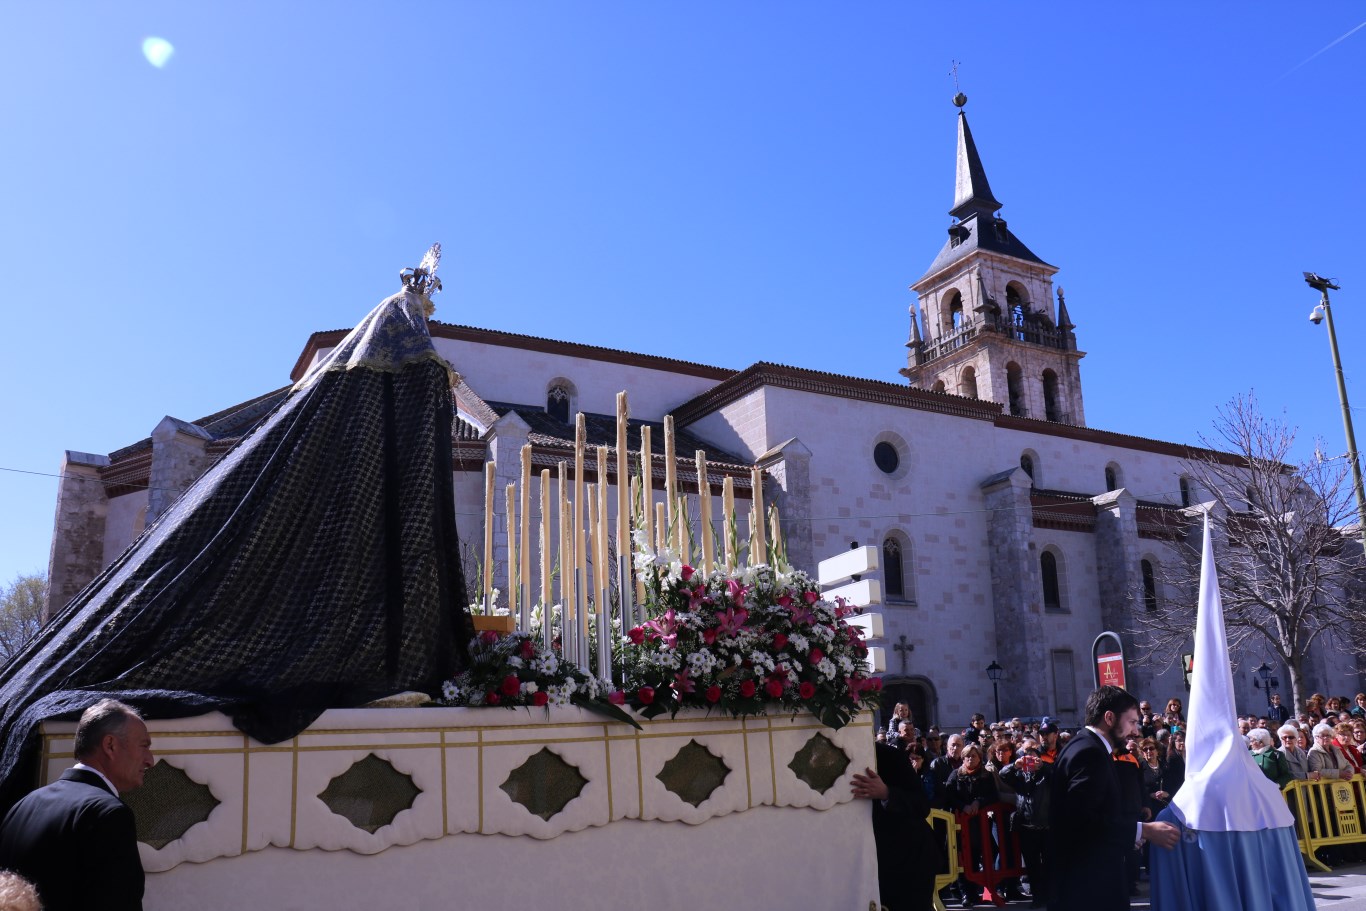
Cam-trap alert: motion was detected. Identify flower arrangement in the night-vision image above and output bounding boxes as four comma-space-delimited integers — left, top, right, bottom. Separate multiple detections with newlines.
615, 536, 881, 730
438, 628, 638, 727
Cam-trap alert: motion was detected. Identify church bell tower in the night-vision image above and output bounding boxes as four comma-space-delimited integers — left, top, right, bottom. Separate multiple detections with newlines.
901, 94, 1086, 426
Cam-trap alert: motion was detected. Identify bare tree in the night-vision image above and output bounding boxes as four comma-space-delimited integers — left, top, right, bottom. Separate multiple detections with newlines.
1131, 394, 1366, 711
0, 573, 48, 663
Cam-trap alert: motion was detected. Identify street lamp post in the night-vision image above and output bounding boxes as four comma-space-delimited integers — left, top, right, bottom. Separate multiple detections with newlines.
985, 660, 1005, 723
1306, 272, 1366, 552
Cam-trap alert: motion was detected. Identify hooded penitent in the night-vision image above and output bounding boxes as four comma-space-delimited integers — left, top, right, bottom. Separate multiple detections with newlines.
1150, 512, 1313, 910
0, 287, 471, 807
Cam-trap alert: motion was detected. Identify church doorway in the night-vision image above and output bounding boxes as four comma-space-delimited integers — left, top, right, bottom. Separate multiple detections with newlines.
879, 676, 938, 734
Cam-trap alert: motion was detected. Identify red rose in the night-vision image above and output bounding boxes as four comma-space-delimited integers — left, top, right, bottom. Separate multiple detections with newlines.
866, 677, 883, 692
773, 633, 788, 650
705, 685, 722, 703
808, 647, 824, 665
637, 686, 656, 705
486, 691, 501, 705
519, 639, 536, 659
501, 674, 521, 697
608, 690, 626, 705
777, 594, 793, 609
532, 691, 549, 707
479, 630, 500, 645
803, 591, 819, 605
739, 679, 757, 698
765, 678, 785, 699
702, 628, 718, 645
799, 681, 816, 700
681, 565, 695, 581
627, 626, 646, 645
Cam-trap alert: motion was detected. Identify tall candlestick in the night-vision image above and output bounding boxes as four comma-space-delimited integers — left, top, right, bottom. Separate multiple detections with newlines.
750, 467, 766, 566
574, 414, 587, 654
769, 505, 784, 569
558, 461, 571, 654
520, 445, 532, 633
639, 426, 653, 554
631, 475, 645, 609
483, 462, 496, 612
505, 483, 517, 619
696, 450, 713, 573
616, 392, 630, 563
540, 468, 552, 648
596, 447, 610, 596
655, 502, 667, 555
663, 415, 678, 522
722, 476, 737, 570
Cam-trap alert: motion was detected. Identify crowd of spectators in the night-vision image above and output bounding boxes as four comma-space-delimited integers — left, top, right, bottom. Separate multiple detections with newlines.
873, 691, 1366, 907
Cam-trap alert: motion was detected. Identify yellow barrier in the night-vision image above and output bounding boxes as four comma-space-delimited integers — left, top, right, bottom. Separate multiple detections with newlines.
929, 808, 962, 911
1284, 777, 1363, 871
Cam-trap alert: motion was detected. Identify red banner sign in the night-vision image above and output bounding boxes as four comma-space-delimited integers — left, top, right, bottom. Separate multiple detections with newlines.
1097, 652, 1126, 689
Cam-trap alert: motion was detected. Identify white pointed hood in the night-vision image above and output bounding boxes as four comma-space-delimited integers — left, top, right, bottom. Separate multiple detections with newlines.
1169, 512, 1294, 831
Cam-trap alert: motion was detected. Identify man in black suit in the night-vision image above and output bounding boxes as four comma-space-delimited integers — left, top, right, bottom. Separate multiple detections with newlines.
0, 699, 153, 911
853, 740, 938, 911
1048, 686, 1178, 911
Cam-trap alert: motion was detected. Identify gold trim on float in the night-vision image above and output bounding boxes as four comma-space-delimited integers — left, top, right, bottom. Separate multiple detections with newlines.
742, 716, 753, 809
476, 729, 484, 835
602, 724, 614, 821
767, 717, 777, 806
440, 729, 449, 835
634, 726, 644, 816
289, 736, 298, 848
240, 735, 250, 855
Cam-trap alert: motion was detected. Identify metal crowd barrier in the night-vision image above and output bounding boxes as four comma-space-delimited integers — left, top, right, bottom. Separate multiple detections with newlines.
929, 808, 961, 911
953, 802, 1025, 908
1284, 776, 1365, 871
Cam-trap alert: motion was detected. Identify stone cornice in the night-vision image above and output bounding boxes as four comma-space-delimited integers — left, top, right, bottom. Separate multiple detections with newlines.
290, 323, 737, 384
671, 362, 1002, 427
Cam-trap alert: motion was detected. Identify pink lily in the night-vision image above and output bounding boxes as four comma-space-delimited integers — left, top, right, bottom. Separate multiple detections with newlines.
645, 609, 679, 648
672, 670, 697, 695
714, 606, 749, 638
789, 603, 817, 626
726, 579, 748, 605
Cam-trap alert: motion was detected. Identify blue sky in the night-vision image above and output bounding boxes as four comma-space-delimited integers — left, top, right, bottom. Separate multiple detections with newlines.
2, 4, 1364, 586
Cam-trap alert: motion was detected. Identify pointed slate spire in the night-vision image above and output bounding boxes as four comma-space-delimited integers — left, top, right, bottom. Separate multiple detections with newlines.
950, 94, 1002, 221
907, 306, 923, 348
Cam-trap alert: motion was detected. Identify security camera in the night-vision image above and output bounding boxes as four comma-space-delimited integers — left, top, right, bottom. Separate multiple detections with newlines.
1310, 304, 1325, 325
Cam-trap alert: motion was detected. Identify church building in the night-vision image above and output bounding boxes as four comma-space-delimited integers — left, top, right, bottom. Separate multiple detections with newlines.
45, 98, 1357, 727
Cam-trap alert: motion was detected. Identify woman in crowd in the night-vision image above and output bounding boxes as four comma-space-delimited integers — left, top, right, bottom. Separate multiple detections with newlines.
1163, 730, 1186, 794
1165, 697, 1184, 722
1137, 738, 1171, 814
1334, 721, 1364, 775
1249, 729, 1293, 789
946, 744, 998, 906
1308, 723, 1354, 781
1306, 693, 1326, 723
1278, 725, 1315, 781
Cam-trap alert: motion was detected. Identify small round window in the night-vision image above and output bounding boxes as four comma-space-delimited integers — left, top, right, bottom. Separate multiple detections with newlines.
874, 441, 900, 475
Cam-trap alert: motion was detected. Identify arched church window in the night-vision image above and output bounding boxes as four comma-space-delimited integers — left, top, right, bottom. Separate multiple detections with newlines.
1007, 362, 1026, 417
1020, 454, 1035, 485
1141, 559, 1159, 612
1041, 550, 1063, 611
883, 537, 905, 601
1179, 477, 1193, 508
931, 380, 946, 394
959, 366, 978, 399
1042, 369, 1061, 421
547, 384, 571, 423
950, 295, 964, 331
1105, 463, 1121, 492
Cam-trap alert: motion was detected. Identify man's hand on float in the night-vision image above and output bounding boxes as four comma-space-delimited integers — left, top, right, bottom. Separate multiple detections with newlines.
1143, 821, 1180, 849
851, 768, 889, 801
